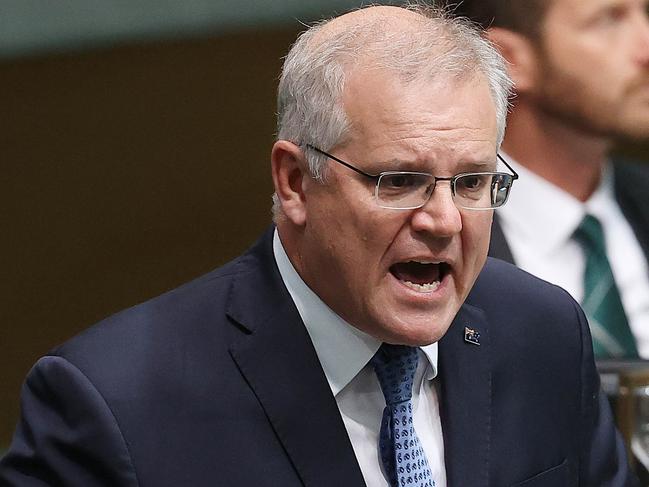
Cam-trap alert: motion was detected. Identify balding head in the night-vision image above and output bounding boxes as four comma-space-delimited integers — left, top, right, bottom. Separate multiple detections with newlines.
301, 5, 470, 86
273, 3, 511, 218
308, 5, 427, 44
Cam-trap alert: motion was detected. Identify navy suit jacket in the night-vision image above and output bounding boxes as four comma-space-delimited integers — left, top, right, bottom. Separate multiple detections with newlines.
0, 227, 636, 486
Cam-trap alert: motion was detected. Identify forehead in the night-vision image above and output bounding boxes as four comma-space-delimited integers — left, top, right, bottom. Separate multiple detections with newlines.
341, 68, 498, 162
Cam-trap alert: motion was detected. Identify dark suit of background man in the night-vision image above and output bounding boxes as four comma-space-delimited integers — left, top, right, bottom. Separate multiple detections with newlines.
0, 4, 638, 486
450, 0, 649, 359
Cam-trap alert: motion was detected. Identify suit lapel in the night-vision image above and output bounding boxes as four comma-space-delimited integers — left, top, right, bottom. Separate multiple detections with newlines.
615, 162, 649, 264
438, 303, 492, 487
226, 230, 366, 487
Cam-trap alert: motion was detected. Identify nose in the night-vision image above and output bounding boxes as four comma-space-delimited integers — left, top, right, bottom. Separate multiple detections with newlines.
410, 181, 462, 237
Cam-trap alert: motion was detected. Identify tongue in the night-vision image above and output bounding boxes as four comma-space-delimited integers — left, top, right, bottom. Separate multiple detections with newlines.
391, 261, 441, 285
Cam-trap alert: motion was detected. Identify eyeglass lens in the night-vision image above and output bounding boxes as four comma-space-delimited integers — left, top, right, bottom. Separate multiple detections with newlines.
376, 172, 514, 209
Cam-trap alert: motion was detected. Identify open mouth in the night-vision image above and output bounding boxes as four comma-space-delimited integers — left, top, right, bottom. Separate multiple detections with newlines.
389, 260, 450, 292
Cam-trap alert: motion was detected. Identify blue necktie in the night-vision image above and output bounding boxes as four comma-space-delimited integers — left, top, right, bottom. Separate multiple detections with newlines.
371, 344, 435, 487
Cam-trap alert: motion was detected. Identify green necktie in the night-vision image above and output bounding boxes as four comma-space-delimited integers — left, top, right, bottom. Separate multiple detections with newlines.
573, 214, 638, 358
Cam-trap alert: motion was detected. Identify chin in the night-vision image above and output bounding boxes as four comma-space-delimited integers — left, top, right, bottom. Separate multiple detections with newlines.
378, 318, 450, 346
357, 288, 461, 345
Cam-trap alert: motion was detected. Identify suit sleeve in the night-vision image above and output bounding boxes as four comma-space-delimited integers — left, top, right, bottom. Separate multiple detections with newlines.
575, 301, 640, 487
0, 356, 139, 487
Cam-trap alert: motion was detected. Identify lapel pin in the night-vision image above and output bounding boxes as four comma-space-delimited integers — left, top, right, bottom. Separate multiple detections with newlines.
464, 326, 481, 346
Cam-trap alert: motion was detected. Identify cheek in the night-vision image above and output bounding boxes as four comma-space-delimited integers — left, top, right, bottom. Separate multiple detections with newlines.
547, 45, 620, 100
315, 204, 380, 269
345, 198, 405, 241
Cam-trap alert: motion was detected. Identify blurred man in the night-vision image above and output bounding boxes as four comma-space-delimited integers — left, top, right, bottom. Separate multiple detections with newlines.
451, 0, 649, 359
0, 4, 636, 486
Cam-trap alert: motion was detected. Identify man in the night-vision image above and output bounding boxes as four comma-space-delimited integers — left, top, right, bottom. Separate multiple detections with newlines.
0, 4, 636, 487
450, 0, 649, 359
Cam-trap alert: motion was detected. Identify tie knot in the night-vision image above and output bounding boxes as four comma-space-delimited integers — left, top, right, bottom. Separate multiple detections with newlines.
371, 344, 418, 405
574, 214, 606, 253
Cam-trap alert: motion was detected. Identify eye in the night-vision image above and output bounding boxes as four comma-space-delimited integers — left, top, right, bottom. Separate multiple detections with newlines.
456, 174, 485, 192
382, 173, 419, 189
592, 4, 628, 27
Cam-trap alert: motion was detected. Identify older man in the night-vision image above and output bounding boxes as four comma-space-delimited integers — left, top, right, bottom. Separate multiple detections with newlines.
0, 4, 636, 487
451, 0, 649, 359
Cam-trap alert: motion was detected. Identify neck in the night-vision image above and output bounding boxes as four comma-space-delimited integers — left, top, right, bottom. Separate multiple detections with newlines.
502, 102, 611, 202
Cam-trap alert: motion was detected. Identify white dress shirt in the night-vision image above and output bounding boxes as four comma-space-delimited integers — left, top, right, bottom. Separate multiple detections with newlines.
497, 154, 649, 358
273, 230, 446, 487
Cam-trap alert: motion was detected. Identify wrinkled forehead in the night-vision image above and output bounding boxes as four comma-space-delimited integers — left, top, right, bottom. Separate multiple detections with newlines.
340, 70, 499, 166
342, 67, 496, 131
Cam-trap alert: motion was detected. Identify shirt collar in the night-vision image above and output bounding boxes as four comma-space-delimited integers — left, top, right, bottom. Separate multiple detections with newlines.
586, 164, 616, 222
497, 152, 613, 254
272, 229, 438, 396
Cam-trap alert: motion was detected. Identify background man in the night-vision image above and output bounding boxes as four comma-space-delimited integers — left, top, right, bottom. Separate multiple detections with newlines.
450, 0, 649, 359
0, 4, 636, 486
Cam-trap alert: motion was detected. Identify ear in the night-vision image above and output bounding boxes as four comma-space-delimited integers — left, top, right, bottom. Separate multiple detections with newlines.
486, 27, 540, 94
271, 140, 309, 226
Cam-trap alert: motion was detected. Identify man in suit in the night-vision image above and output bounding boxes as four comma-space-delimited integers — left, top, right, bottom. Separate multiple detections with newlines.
0, 4, 637, 486
450, 0, 649, 359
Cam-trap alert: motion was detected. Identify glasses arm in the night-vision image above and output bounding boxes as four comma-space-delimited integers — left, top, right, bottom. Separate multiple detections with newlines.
308, 144, 517, 182
497, 153, 519, 180
306, 145, 380, 181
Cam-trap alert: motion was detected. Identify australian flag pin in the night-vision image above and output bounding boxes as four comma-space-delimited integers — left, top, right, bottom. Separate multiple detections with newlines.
464, 326, 481, 346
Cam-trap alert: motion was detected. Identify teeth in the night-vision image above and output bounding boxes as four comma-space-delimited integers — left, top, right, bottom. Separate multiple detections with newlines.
410, 260, 440, 265
402, 280, 440, 292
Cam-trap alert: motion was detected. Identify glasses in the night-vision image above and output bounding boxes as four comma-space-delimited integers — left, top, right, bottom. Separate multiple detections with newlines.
307, 145, 518, 210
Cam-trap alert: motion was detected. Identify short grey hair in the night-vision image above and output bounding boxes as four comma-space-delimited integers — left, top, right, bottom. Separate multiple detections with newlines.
272, 3, 513, 218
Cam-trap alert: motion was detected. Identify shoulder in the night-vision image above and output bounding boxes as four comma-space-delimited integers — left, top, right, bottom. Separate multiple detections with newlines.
613, 157, 649, 189
468, 257, 587, 354
49, 229, 276, 385
613, 156, 649, 175
611, 159, 649, 238
54, 257, 239, 360
470, 256, 579, 313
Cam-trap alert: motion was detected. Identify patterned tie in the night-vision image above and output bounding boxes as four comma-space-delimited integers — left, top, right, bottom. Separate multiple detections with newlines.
573, 214, 638, 358
371, 344, 435, 487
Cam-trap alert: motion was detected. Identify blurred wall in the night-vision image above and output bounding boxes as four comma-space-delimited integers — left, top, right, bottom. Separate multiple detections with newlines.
1, 26, 300, 449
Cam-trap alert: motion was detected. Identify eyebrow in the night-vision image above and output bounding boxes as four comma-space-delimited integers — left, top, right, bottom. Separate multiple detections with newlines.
373, 157, 499, 174
456, 159, 498, 172
308, 145, 517, 177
